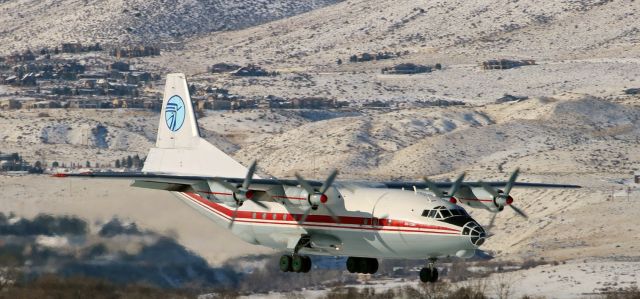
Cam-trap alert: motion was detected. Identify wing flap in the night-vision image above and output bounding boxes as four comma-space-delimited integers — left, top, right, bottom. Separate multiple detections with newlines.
130, 180, 191, 191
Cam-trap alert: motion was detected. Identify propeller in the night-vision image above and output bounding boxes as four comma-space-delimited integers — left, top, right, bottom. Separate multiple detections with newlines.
295, 170, 341, 225
423, 172, 466, 204
212, 160, 267, 228
479, 168, 528, 219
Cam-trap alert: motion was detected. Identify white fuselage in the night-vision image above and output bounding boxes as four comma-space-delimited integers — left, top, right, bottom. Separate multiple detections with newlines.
176, 184, 484, 260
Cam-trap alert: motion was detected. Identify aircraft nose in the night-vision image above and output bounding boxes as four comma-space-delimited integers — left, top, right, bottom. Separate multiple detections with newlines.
461, 221, 486, 247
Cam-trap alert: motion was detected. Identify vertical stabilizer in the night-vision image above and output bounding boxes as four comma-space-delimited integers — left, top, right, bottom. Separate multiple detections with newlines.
156, 73, 201, 148
142, 73, 250, 178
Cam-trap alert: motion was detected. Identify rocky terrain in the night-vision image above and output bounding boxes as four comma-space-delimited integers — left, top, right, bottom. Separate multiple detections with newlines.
142, 0, 640, 103
0, 0, 340, 53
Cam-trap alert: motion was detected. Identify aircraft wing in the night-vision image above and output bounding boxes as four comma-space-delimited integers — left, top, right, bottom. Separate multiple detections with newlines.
52, 172, 323, 190
382, 181, 581, 190
54, 172, 580, 190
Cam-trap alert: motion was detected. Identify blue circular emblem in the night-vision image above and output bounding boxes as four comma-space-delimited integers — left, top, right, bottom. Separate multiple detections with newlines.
165, 95, 185, 132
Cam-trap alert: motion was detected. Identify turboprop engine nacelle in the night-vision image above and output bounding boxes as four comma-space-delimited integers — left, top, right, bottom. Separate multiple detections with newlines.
205, 180, 254, 206
279, 185, 344, 209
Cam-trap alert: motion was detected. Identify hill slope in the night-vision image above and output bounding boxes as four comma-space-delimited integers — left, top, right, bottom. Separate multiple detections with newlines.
0, 0, 340, 53
170, 0, 640, 68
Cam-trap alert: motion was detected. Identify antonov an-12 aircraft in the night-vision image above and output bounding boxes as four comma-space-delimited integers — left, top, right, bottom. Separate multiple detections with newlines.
56, 74, 580, 283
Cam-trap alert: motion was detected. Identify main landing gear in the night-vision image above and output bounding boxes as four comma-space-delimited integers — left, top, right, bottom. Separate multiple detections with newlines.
280, 235, 312, 273
279, 254, 312, 273
419, 258, 439, 283
346, 257, 378, 274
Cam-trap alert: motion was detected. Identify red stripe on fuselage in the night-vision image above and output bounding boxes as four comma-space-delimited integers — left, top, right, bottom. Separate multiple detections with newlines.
180, 192, 460, 235
460, 198, 494, 203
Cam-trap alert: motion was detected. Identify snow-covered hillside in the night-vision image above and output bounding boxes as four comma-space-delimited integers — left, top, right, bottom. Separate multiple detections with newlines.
0, 0, 341, 53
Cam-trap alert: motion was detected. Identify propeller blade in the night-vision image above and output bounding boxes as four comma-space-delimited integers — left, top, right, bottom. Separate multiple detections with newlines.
243, 160, 257, 190
295, 172, 316, 194
298, 207, 313, 224
423, 177, 444, 196
212, 178, 240, 193
509, 205, 528, 219
324, 206, 341, 224
319, 169, 339, 194
487, 213, 497, 233
228, 205, 240, 229
503, 168, 520, 195
479, 181, 500, 198
250, 198, 267, 209
449, 172, 466, 197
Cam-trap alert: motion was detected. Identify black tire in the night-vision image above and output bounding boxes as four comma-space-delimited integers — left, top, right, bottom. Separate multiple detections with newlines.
429, 267, 439, 283
365, 258, 379, 274
357, 258, 369, 274
301, 256, 312, 273
279, 255, 292, 272
291, 255, 304, 273
346, 257, 359, 273
419, 267, 432, 283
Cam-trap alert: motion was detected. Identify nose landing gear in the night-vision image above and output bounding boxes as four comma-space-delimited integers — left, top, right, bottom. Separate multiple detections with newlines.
419, 258, 439, 283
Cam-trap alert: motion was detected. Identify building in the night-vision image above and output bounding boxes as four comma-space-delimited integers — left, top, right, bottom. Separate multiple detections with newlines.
231, 65, 276, 77
382, 63, 432, 74
109, 61, 130, 72
61, 43, 83, 53
212, 98, 232, 110
481, 59, 536, 70
26, 100, 61, 109
208, 63, 241, 73
0, 99, 22, 110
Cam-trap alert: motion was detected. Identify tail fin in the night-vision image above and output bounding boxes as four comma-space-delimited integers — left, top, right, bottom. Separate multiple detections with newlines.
142, 73, 249, 178
156, 73, 201, 148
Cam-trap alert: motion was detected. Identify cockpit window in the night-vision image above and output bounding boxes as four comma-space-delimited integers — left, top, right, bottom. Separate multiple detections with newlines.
422, 206, 468, 220
450, 209, 463, 216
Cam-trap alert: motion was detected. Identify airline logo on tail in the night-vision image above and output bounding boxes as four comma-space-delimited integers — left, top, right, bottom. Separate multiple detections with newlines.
165, 95, 185, 132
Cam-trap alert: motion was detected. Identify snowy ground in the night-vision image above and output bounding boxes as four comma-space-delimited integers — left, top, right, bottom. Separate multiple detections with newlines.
505, 259, 640, 298
234, 259, 640, 299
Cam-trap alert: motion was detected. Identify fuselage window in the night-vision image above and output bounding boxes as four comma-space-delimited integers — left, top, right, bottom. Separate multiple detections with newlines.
252, 212, 257, 219
262, 213, 267, 220
273, 213, 277, 220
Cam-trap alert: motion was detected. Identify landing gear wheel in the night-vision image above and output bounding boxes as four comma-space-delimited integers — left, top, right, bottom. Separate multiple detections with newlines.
419, 267, 439, 283
279, 255, 292, 272
357, 258, 370, 274
346, 257, 358, 273
366, 258, 379, 274
301, 256, 312, 273
291, 255, 305, 273
346, 257, 379, 274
